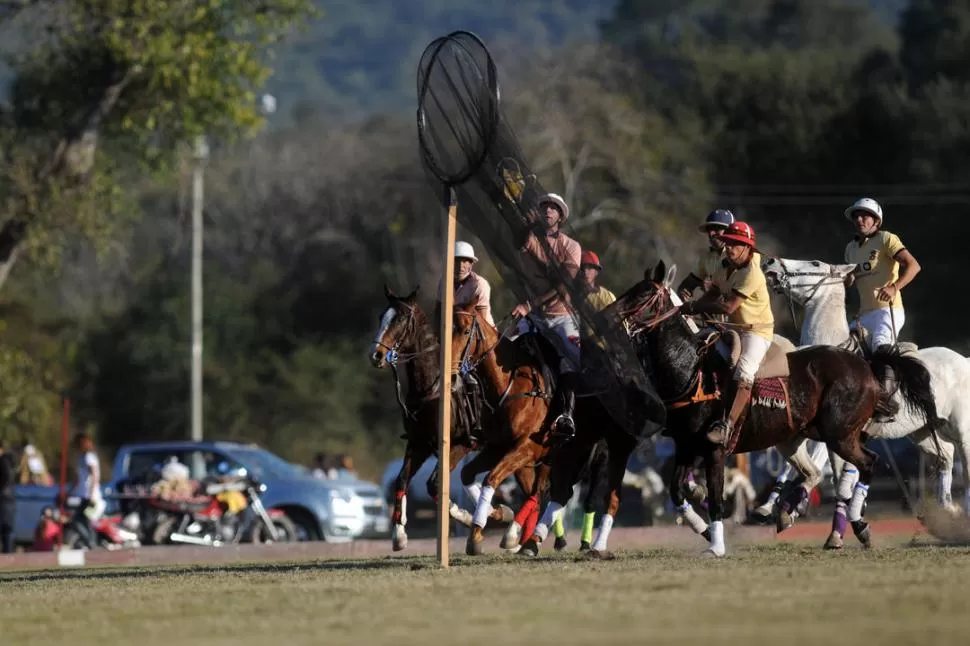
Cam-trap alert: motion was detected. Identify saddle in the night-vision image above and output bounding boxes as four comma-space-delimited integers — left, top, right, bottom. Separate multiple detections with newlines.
713, 330, 794, 380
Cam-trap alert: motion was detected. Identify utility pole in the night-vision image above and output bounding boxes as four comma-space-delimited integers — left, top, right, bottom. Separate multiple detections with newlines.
190, 134, 208, 442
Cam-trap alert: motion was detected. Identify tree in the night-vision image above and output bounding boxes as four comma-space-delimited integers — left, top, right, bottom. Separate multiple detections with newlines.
0, 0, 316, 292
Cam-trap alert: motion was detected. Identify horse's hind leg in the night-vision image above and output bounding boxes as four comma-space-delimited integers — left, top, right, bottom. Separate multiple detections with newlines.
521, 439, 591, 556
585, 436, 636, 560
828, 434, 879, 549
391, 439, 433, 551
467, 443, 538, 556
670, 445, 710, 542
500, 463, 543, 550
773, 435, 823, 533
427, 444, 481, 528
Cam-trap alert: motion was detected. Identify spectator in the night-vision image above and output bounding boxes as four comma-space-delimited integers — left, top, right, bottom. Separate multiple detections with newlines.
0, 440, 16, 553
71, 433, 105, 549
311, 452, 336, 480
18, 438, 52, 486
336, 454, 357, 480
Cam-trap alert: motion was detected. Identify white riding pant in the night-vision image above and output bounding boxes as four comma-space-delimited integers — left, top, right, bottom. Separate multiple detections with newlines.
736, 332, 772, 384
850, 307, 905, 349
514, 314, 581, 374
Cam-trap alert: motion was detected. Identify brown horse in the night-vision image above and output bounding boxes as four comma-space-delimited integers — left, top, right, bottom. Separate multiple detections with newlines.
370, 286, 522, 550
610, 261, 939, 556
449, 303, 565, 555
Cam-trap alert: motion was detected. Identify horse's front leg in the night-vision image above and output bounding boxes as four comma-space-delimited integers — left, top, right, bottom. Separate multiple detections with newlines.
500, 463, 545, 550
391, 439, 433, 551
584, 437, 635, 560
427, 443, 480, 528
466, 443, 535, 556
670, 445, 710, 542
703, 450, 727, 557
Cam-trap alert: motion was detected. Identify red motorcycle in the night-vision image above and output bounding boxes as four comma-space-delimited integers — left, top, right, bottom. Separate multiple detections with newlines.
33, 499, 140, 551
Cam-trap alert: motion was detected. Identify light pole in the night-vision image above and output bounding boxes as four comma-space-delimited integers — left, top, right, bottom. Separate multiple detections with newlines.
189, 94, 276, 442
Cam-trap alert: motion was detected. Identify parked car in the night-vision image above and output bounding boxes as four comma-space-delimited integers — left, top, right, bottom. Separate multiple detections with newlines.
13, 441, 390, 547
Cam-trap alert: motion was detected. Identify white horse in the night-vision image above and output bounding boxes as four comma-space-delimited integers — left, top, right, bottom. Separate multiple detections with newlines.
759, 257, 970, 548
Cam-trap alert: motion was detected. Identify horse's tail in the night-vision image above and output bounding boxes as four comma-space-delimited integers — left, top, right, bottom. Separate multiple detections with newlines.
867, 347, 941, 429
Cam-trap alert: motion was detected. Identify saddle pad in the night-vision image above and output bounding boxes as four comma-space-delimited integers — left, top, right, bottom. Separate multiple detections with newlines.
752, 377, 789, 411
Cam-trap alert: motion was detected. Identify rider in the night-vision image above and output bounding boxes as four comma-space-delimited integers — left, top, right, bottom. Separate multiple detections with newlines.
843, 198, 920, 422
677, 209, 736, 302
512, 192, 582, 439
434, 240, 495, 330
680, 222, 775, 447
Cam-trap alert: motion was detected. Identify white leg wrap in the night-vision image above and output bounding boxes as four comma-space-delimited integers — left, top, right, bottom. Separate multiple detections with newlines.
809, 442, 830, 471
400, 494, 407, 526
708, 520, 725, 556
937, 470, 953, 506
765, 490, 781, 506
472, 485, 495, 528
465, 482, 482, 504
836, 466, 859, 501
847, 482, 869, 522
678, 501, 709, 535
532, 501, 564, 544
591, 514, 614, 552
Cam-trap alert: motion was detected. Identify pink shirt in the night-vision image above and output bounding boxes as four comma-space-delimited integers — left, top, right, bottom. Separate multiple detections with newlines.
521, 231, 582, 317
437, 271, 495, 326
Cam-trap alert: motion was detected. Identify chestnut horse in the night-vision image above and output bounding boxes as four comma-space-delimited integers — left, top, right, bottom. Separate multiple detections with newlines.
371, 286, 539, 550
449, 303, 565, 555
611, 261, 939, 556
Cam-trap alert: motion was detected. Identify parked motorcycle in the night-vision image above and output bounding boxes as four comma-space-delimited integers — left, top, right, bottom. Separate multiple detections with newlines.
149, 476, 297, 547
33, 497, 141, 551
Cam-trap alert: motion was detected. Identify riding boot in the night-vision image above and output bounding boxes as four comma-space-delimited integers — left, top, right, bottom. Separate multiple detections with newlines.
871, 344, 899, 423
552, 371, 578, 440
706, 380, 753, 447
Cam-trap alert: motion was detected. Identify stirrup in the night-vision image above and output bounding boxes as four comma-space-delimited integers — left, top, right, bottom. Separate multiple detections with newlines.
706, 420, 730, 447
552, 413, 576, 440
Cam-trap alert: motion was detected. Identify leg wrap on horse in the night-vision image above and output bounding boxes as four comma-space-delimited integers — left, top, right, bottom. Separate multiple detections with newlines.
465, 481, 482, 505
678, 500, 709, 535
591, 514, 614, 552
581, 511, 595, 544
472, 485, 496, 528
836, 465, 858, 501
847, 482, 869, 522
533, 501, 564, 543
832, 500, 848, 537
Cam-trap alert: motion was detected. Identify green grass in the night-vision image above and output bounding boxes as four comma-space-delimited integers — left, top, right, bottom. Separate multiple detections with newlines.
4, 543, 970, 646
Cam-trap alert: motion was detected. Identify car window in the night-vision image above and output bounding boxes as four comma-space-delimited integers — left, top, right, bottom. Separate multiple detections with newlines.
126, 450, 192, 483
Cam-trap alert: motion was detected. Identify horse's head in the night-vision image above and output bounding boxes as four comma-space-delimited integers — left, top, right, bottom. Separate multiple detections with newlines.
449, 302, 492, 389
369, 284, 421, 368
613, 260, 680, 335
761, 257, 856, 306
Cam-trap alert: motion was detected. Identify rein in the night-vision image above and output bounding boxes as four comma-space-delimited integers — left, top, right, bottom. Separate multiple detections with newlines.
376, 302, 440, 421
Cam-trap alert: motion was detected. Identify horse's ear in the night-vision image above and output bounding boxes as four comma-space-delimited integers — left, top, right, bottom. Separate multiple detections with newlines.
651, 260, 667, 283
663, 263, 677, 289
838, 264, 858, 278
384, 283, 396, 300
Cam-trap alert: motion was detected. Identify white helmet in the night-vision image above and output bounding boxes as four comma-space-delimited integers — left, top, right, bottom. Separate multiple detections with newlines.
537, 193, 569, 220
454, 241, 478, 262
844, 197, 883, 224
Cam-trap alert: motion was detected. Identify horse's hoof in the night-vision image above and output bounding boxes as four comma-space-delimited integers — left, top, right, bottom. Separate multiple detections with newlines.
776, 510, 795, 533
690, 483, 708, 507
554, 536, 568, 552
499, 521, 521, 550
701, 546, 725, 558
498, 504, 515, 524
449, 504, 474, 528
851, 520, 872, 549
823, 530, 844, 550
465, 534, 485, 556
585, 549, 615, 561
579, 541, 591, 552
519, 538, 540, 557
391, 525, 408, 552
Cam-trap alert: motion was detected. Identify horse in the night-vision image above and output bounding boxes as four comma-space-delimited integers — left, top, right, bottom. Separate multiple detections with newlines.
760, 257, 970, 543
610, 261, 939, 556
449, 302, 573, 555
370, 285, 522, 550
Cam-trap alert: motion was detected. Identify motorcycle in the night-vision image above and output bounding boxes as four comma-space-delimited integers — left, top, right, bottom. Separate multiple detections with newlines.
33, 497, 141, 551
149, 475, 297, 547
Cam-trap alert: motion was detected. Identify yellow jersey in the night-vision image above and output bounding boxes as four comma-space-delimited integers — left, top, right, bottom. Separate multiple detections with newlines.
844, 230, 905, 313
713, 256, 774, 342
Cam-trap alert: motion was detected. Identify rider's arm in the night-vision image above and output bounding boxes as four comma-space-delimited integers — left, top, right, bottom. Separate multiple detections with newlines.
676, 273, 705, 299
891, 248, 920, 292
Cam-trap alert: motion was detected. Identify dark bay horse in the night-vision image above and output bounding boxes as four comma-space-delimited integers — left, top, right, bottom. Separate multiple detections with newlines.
370, 286, 521, 550
610, 261, 939, 556
453, 303, 663, 558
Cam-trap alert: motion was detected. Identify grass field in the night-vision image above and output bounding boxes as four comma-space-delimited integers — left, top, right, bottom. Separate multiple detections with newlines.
4, 541, 970, 646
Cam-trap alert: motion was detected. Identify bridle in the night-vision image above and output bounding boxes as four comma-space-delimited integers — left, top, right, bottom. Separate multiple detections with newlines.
618, 281, 682, 337
374, 301, 439, 420
765, 258, 851, 334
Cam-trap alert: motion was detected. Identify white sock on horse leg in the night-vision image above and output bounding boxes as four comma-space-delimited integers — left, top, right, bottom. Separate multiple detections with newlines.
533, 502, 564, 543
836, 466, 859, 501
472, 485, 495, 528
400, 494, 407, 526
465, 482, 482, 505
937, 469, 953, 506
678, 501, 709, 535
591, 514, 614, 551
847, 482, 869, 522
709, 520, 725, 553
